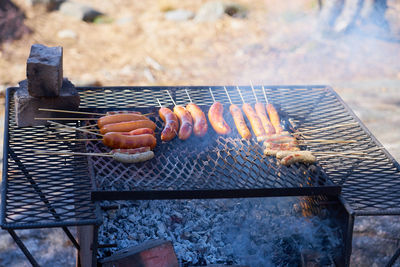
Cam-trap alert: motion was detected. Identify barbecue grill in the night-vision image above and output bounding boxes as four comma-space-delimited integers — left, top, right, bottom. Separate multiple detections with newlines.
2, 85, 400, 266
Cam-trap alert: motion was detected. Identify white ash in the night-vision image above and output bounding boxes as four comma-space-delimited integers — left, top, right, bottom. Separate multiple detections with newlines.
98, 197, 342, 266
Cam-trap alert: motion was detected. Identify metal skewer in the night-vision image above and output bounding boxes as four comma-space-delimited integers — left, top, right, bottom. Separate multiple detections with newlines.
185, 89, 193, 103
236, 86, 245, 104
166, 90, 177, 106
209, 87, 216, 103
223, 86, 233, 105
34, 150, 113, 157
262, 86, 269, 104
250, 81, 258, 103
38, 108, 104, 116
48, 121, 104, 137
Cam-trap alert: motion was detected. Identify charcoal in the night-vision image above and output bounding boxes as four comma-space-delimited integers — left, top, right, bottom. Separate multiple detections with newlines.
14, 78, 80, 127
27, 44, 63, 97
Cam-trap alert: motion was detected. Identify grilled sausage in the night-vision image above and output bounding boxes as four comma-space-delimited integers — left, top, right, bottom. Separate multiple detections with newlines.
229, 104, 251, 139
255, 103, 275, 136
280, 152, 316, 166
186, 103, 208, 137
257, 131, 291, 142
173, 106, 193, 140
100, 120, 157, 135
266, 104, 283, 134
112, 150, 154, 164
103, 132, 157, 149
276, 150, 313, 160
159, 107, 179, 141
242, 103, 266, 137
98, 113, 149, 128
208, 102, 231, 135
128, 128, 155, 136
112, 147, 151, 154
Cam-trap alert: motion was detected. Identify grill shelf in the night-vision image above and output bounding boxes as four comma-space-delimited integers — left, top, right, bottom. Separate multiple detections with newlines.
2, 85, 400, 233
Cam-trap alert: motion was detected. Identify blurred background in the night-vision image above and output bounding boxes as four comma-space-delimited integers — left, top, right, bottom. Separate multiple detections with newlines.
1, 0, 400, 266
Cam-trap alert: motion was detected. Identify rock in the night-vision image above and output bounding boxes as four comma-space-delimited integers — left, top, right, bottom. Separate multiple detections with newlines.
57, 29, 77, 39
25, 0, 65, 11
14, 78, 80, 127
59, 1, 103, 22
27, 44, 63, 97
194, 2, 225, 22
194, 2, 247, 22
164, 9, 194, 21
115, 16, 134, 25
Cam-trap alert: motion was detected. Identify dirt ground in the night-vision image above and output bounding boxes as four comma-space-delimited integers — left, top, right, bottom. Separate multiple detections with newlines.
1, 0, 400, 266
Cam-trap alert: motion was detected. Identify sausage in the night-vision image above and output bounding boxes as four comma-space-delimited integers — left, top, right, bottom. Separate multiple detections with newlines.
208, 102, 231, 135
276, 150, 313, 159
242, 103, 266, 137
106, 111, 141, 116
173, 105, 193, 140
112, 147, 151, 154
229, 104, 251, 139
159, 107, 179, 141
112, 150, 154, 163
98, 113, 149, 128
280, 152, 316, 166
103, 132, 157, 149
266, 104, 283, 134
257, 131, 291, 142
186, 103, 208, 137
128, 128, 155, 136
100, 120, 157, 135
263, 142, 299, 156
263, 135, 298, 145
255, 103, 275, 136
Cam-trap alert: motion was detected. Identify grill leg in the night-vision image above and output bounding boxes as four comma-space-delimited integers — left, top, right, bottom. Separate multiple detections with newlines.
62, 226, 80, 250
91, 225, 98, 267
8, 229, 40, 267
385, 247, 400, 267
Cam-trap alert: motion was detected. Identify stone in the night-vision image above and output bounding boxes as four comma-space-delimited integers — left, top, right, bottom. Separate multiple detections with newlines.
25, 0, 65, 11
27, 44, 63, 97
164, 9, 194, 21
194, 2, 225, 22
57, 29, 77, 39
14, 78, 80, 127
100, 239, 179, 267
59, 1, 103, 22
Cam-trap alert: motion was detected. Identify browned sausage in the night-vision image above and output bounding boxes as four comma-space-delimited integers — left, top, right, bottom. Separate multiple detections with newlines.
98, 113, 149, 128
242, 103, 266, 137
159, 107, 179, 141
173, 106, 193, 140
229, 104, 251, 139
208, 102, 231, 135
103, 132, 157, 149
186, 103, 208, 137
255, 103, 275, 136
266, 104, 283, 134
128, 128, 155, 136
100, 120, 157, 135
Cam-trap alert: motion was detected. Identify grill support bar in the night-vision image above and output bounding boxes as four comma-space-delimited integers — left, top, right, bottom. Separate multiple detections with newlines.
8, 229, 39, 267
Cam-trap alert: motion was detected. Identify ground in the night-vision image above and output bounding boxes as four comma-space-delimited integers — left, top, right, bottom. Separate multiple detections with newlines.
1, 0, 400, 266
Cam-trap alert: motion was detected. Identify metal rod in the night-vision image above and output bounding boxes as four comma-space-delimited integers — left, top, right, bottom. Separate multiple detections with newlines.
262, 86, 269, 104
166, 90, 176, 106
223, 86, 233, 105
45, 138, 101, 142
62, 226, 80, 250
185, 89, 193, 103
209, 87, 216, 103
38, 108, 104, 116
236, 86, 245, 103
34, 150, 112, 157
35, 117, 98, 121
156, 98, 163, 108
296, 122, 359, 135
8, 230, 40, 267
48, 121, 103, 137
250, 81, 258, 102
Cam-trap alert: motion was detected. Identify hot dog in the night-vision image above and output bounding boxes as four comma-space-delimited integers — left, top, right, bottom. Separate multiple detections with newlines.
242, 103, 266, 137
173, 105, 193, 140
103, 132, 157, 149
111, 147, 154, 163
255, 103, 275, 136
186, 103, 208, 137
159, 107, 179, 141
128, 128, 155, 136
100, 120, 157, 135
229, 104, 251, 139
280, 152, 316, 166
98, 113, 149, 128
266, 104, 283, 134
208, 102, 231, 135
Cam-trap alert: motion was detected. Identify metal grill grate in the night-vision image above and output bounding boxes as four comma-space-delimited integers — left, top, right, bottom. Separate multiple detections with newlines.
1, 88, 100, 229
77, 86, 400, 215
